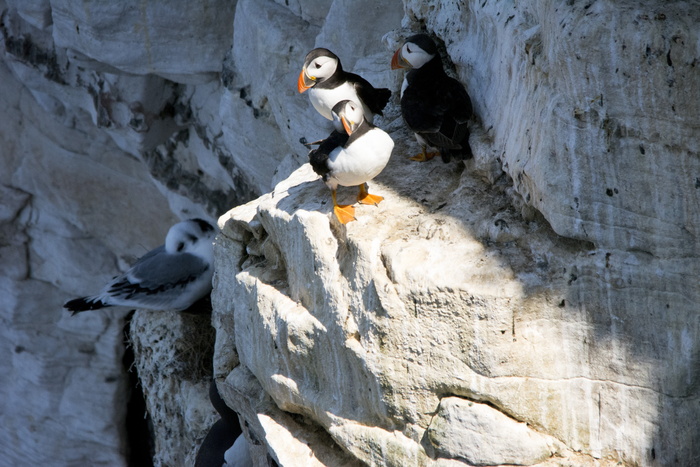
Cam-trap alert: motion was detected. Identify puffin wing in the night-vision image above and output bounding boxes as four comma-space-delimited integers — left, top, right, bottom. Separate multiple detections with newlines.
446, 77, 473, 124
309, 130, 349, 179
348, 72, 391, 116
403, 76, 472, 150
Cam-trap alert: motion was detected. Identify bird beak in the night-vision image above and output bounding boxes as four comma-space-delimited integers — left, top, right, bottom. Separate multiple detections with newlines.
391, 48, 407, 69
297, 68, 315, 93
341, 115, 354, 135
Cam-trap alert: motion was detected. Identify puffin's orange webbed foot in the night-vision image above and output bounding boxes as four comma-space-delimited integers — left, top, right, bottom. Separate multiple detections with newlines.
331, 189, 357, 224
334, 204, 356, 224
357, 184, 384, 206
409, 150, 439, 162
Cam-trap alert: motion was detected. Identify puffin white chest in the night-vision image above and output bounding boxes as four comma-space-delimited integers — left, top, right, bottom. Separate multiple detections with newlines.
309, 82, 373, 122
327, 128, 394, 188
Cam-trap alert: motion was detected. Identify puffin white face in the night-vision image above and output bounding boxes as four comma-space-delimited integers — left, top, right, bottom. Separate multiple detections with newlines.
332, 100, 364, 135
305, 55, 338, 82
400, 41, 434, 69
165, 219, 216, 260
330, 108, 345, 133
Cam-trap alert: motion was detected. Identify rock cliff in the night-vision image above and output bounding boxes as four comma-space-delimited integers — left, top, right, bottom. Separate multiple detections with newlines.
1, 0, 698, 466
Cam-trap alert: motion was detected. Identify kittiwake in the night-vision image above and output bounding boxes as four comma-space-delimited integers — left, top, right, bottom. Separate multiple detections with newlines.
64, 218, 217, 315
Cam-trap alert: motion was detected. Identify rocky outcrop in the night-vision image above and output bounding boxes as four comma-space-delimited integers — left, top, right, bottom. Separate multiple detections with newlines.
129, 310, 216, 466
1, 0, 698, 466
212, 1, 700, 466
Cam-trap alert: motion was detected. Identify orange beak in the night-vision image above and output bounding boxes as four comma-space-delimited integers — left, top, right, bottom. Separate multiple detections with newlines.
391, 48, 406, 69
297, 69, 314, 93
341, 116, 353, 135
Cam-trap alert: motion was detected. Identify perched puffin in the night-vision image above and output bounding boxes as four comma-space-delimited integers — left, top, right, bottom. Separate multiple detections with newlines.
391, 34, 474, 162
309, 99, 394, 224
64, 219, 216, 315
298, 48, 391, 123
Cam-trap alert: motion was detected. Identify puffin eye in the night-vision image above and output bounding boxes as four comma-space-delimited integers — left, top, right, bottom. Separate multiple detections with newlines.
314, 62, 321, 69
176, 242, 185, 252
406, 45, 412, 53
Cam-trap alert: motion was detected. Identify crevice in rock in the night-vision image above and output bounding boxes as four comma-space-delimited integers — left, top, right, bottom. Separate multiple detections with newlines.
142, 129, 256, 216
122, 312, 155, 467
439, 392, 523, 424
0, 12, 67, 85
238, 222, 289, 292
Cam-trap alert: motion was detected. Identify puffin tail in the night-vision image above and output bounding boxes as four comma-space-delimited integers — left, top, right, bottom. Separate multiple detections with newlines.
64, 296, 110, 315
373, 88, 392, 115
309, 148, 331, 179
441, 126, 473, 163
441, 143, 473, 163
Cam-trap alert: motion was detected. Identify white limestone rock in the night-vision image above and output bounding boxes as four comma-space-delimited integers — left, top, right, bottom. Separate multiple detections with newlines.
402, 0, 700, 257
426, 397, 560, 466
213, 114, 697, 465
0, 51, 181, 465
314, 0, 404, 70
2, 0, 699, 465
6, 0, 52, 30
51, 0, 237, 83
221, 0, 318, 194
218, 366, 362, 466
0, 276, 129, 466
129, 310, 218, 467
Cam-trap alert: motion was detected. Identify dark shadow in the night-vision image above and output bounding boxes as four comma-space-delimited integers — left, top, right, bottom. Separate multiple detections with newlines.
123, 312, 155, 467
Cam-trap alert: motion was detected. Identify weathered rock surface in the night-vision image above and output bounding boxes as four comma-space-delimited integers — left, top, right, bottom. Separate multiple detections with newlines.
129, 310, 217, 466
426, 397, 560, 466
211, 1, 700, 466
1, 0, 698, 465
51, 1, 237, 82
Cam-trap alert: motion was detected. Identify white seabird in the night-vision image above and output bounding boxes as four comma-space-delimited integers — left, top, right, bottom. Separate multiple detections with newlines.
64, 218, 217, 315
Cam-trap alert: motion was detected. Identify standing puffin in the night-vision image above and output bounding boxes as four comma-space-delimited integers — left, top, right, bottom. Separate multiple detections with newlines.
309, 99, 394, 224
298, 48, 391, 123
391, 34, 474, 162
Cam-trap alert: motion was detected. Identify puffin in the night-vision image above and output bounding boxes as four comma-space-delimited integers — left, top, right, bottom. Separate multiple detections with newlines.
298, 48, 391, 123
309, 99, 394, 224
391, 33, 474, 162
64, 218, 216, 314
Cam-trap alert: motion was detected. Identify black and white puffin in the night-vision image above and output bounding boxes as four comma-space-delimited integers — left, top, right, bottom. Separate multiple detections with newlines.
298, 48, 391, 123
309, 99, 394, 224
391, 34, 473, 162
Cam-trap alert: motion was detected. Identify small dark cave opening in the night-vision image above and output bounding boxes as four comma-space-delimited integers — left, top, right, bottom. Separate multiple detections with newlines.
123, 311, 155, 467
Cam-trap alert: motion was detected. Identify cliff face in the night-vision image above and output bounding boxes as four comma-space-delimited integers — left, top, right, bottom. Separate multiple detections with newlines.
1, 0, 698, 466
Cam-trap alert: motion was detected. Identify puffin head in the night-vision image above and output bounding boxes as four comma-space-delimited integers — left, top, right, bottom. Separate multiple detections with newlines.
391, 34, 437, 70
298, 48, 340, 93
331, 100, 364, 135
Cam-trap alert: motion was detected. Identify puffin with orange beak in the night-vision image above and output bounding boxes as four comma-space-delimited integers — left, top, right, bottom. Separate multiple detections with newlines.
298, 48, 391, 123
391, 34, 474, 163
308, 100, 394, 224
